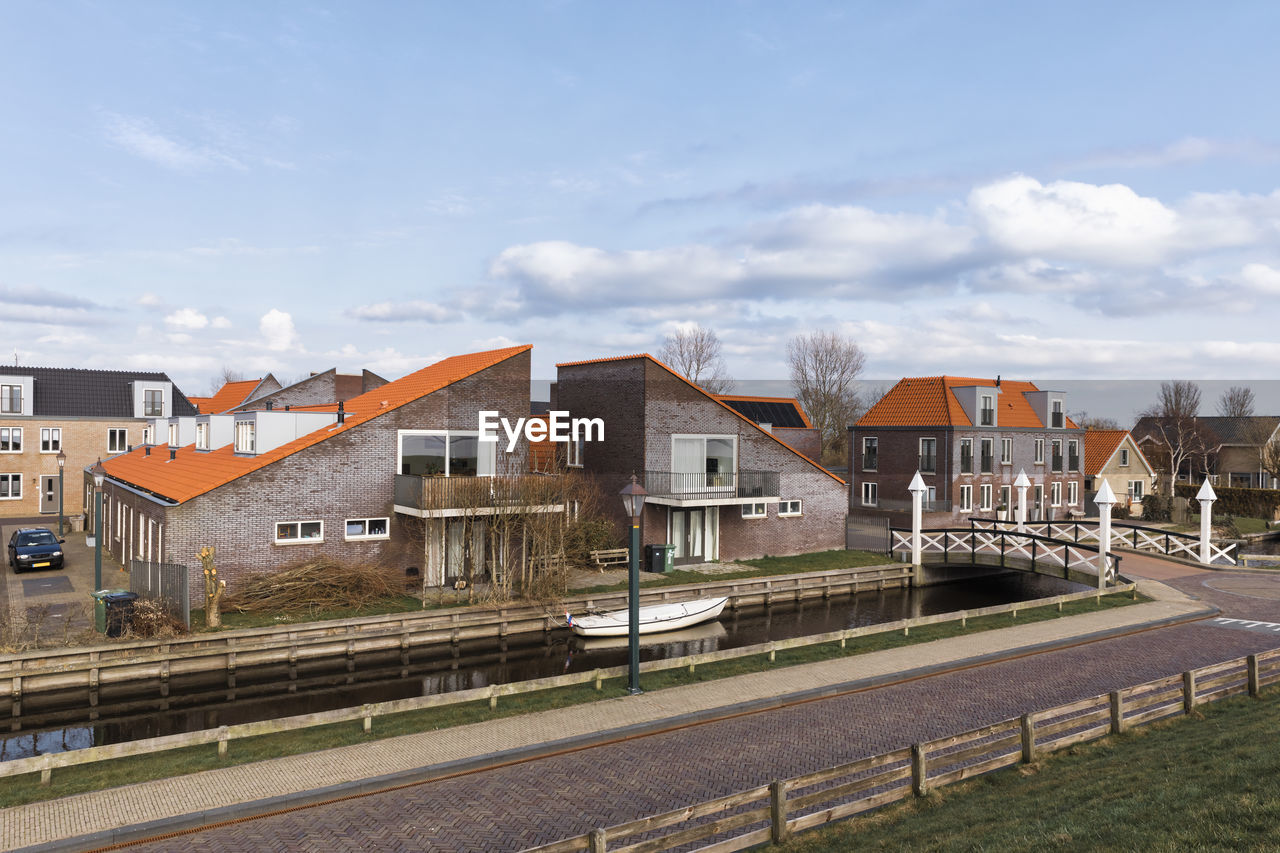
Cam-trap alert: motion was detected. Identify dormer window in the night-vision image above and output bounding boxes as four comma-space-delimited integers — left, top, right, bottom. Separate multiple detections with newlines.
195, 422, 209, 451
1051, 400, 1064, 429
980, 394, 995, 426
145, 389, 164, 418
168, 423, 179, 447
235, 421, 256, 454
1, 384, 21, 414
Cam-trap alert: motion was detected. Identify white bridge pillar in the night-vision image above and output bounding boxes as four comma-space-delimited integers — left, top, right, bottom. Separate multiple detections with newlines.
1094, 480, 1116, 589
908, 471, 926, 585
1014, 469, 1031, 532
1197, 479, 1217, 564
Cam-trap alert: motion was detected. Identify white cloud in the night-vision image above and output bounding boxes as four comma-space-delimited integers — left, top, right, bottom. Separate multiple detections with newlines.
165, 308, 209, 329
102, 111, 246, 172
1239, 263, 1280, 295
210, 316, 232, 329
346, 300, 458, 323
137, 292, 162, 307
259, 309, 300, 352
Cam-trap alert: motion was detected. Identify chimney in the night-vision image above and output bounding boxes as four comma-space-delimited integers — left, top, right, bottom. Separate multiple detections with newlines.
144, 446, 150, 456
285, 404, 291, 411
265, 400, 274, 411
169, 448, 176, 461
338, 401, 345, 425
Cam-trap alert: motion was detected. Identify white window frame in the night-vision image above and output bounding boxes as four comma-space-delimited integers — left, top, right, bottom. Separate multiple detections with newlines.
275, 520, 324, 544
0, 472, 20, 499
919, 437, 937, 472
108, 428, 128, 454
144, 389, 164, 418
959, 438, 973, 474
1034, 439, 1044, 464
861, 482, 878, 507
959, 484, 972, 512
671, 433, 738, 491
1000, 485, 1012, 514
862, 436, 878, 471
980, 484, 993, 511
1, 384, 22, 414
167, 423, 179, 447
1001, 438, 1012, 465
566, 434, 584, 468
398, 429, 497, 478
980, 438, 994, 474
1129, 479, 1145, 501
142, 427, 153, 445
1051, 482, 1062, 507
741, 502, 767, 519
1068, 439, 1079, 471
235, 421, 256, 454
778, 499, 802, 516
40, 427, 61, 453
1068, 481, 1079, 506
195, 422, 209, 451
1120, 448, 1130, 467
0, 427, 21, 453
345, 517, 390, 541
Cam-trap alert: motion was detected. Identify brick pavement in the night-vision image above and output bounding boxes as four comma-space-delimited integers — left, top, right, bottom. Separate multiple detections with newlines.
6, 557, 1280, 851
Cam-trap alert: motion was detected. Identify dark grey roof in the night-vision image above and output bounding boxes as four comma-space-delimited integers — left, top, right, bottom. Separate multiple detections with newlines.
2, 367, 197, 418
1132, 415, 1280, 447
716, 397, 809, 429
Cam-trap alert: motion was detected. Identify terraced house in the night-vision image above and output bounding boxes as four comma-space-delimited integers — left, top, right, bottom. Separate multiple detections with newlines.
850, 376, 1086, 523
89, 346, 560, 600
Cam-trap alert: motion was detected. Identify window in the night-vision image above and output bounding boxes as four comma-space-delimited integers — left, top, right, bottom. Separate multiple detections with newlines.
167, 423, 178, 447
108, 428, 128, 454
919, 438, 937, 473
144, 389, 164, 417
0, 427, 20, 453
1051, 400, 1064, 428
980, 438, 994, 474
40, 427, 61, 453
1051, 482, 1062, 507
1001, 438, 1012, 465
1120, 448, 1130, 467
0, 473, 20, 499
1, 384, 21, 414
980, 394, 994, 426
1068, 481, 1079, 505
345, 517, 389, 540
671, 434, 737, 490
862, 437, 878, 471
275, 520, 323, 544
1068, 440, 1079, 472
741, 502, 767, 519
400, 430, 496, 477
959, 439, 973, 474
959, 484, 972, 512
1000, 485, 1011, 513
861, 482, 878, 506
142, 427, 153, 445
980, 484, 992, 511
567, 435, 584, 467
195, 423, 209, 451
1034, 439, 1044, 464
778, 499, 802, 516
1129, 480, 1145, 501
925, 486, 937, 510
1051, 440, 1063, 473
234, 421, 256, 454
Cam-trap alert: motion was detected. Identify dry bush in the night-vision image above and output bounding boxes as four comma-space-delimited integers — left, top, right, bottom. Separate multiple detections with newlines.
222, 559, 401, 613
126, 598, 189, 638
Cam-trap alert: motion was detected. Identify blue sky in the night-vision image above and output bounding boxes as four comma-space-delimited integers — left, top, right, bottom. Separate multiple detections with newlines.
3, 1, 1279, 416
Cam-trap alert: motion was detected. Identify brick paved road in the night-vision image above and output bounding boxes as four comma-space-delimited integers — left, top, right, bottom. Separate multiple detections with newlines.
125, 567, 1280, 853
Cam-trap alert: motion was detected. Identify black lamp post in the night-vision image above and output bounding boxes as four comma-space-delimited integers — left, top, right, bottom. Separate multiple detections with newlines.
91, 458, 106, 594
619, 474, 648, 694
56, 448, 66, 536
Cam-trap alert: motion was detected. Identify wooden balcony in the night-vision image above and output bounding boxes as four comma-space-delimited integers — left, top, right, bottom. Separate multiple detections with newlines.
394, 474, 565, 518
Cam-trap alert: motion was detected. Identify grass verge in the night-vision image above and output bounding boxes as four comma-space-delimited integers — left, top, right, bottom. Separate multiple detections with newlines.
572, 549, 896, 594
775, 685, 1280, 852
0, 590, 1144, 809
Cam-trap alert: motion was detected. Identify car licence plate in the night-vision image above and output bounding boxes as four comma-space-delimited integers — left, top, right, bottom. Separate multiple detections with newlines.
33, 562, 50, 568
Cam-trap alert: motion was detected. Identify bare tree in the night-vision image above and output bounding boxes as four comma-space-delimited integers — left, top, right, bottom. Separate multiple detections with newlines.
1140, 380, 1208, 494
1218, 385, 1256, 418
1261, 434, 1280, 491
208, 365, 246, 395
1071, 411, 1122, 431
787, 330, 866, 465
658, 326, 734, 395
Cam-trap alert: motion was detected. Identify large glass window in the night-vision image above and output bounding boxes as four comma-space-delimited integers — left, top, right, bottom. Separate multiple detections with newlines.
0, 427, 20, 453
862, 437, 878, 471
400, 431, 493, 477
959, 439, 973, 474
144, 389, 164, 417
672, 435, 737, 490
919, 438, 937, 473
1, 385, 21, 414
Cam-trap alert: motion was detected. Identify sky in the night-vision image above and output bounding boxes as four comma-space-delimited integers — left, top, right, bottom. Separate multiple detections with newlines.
3, 1, 1279, 420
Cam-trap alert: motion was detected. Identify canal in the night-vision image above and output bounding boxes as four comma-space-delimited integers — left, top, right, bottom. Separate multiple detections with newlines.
0, 571, 1085, 761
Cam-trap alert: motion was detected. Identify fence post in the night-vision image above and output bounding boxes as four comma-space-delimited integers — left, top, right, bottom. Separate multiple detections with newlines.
911, 743, 928, 796
588, 828, 607, 853
770, 780, 789, 843
1183, 671, 1197, 713
489, 685, 499, 710
40, 753, 53, 787
1248, 655, 1260, 697
1020, 714, 1036, 763
363, 704, 374, 734
217, 726, 230, 758
1109, 691, 1124, 734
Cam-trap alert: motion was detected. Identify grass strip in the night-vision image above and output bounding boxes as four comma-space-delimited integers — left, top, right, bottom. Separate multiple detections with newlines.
572, 549, 896, 594
0, 591, 1143, 809
775, 685, 1280, 852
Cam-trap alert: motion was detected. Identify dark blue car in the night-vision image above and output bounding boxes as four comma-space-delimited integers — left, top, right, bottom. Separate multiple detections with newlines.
7, 527, 65, 573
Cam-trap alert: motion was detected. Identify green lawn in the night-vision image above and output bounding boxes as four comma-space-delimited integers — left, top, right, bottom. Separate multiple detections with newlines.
572, 549, 895, 595
776, 688, 1280, 852
0, 590, 1140, 808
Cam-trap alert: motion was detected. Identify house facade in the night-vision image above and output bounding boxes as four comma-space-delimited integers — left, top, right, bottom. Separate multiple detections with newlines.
90, 346, 559, 600
1, 367, 195, 520
849, 376, 1086, 523
556, 355, 847, 565
713, 394, 823, 462
1083, 429, 1155, 514
1133, 416, 1280, 490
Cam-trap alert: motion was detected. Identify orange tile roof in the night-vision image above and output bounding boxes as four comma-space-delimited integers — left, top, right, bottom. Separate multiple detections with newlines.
857, 376, 1079, 430
102, 345, 532, 504
187, 396, 213, 413
191, 379, 264, 414
1084, 429, 1131, 475
713, 394, 814, 428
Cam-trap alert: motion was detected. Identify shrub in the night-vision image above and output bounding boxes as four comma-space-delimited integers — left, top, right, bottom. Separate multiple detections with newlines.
1173, 483, 1280, 519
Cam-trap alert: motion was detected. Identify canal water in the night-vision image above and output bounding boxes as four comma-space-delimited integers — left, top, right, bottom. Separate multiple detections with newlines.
0, 572, 1085, 761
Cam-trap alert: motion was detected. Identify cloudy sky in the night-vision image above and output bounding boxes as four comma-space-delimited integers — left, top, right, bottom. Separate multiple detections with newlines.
3, 2, 1279, 414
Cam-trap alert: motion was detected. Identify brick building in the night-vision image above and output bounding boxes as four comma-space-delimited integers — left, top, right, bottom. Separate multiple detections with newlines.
850, 376, 1086, 523
89, 346, 560, 600
712, 394, 823, 461
0, 367, 195, 521
556, 355, 847, 565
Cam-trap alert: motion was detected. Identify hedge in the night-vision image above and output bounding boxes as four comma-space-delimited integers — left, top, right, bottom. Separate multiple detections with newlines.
1173, 483, 1280, 518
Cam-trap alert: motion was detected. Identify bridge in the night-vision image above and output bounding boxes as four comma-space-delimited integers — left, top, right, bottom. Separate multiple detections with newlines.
890, 524, 1119, 588
969, 517, 1237, 566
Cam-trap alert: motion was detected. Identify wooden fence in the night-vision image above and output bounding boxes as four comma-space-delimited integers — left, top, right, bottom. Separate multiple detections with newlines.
0, 585, 1129, 784
522, 646, 1280, 852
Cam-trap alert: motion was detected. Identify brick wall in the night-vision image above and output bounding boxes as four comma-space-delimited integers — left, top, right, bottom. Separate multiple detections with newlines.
1, 417, 148, 519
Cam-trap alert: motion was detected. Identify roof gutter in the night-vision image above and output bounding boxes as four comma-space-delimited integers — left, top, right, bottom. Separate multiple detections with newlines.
94, 474, 180, 507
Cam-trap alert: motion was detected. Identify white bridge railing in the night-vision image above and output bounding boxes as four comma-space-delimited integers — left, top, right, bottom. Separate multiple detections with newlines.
889, 527, 1119, 584
969, 518, 1237, 566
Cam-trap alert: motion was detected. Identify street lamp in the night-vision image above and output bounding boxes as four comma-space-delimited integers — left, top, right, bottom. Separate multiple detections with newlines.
91, 458, 106, 593
619, 474, 648, 695
56, 448, 66, 536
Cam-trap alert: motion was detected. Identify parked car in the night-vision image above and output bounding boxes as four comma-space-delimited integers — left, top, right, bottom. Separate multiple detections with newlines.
7, 527, 65, 572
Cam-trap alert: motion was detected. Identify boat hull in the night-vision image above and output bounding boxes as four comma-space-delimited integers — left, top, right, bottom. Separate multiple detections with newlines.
569, 597, 728, 638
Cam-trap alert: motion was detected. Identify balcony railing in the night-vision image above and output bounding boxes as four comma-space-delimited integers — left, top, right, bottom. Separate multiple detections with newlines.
643, 469, 780, 501
919, 454, 937, 473
1051, 412, 1064, 428
1068, 453, 1079, 472
980, 407, 994, 426
394, 474, 563, 513
863, 451, 878, 471
980, 453, 993, 474
959, 449, 972, 474
1052, 454, 1063, 473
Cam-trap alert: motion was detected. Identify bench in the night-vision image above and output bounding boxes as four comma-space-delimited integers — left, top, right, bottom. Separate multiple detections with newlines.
529, 553, 567, 572
589, 548, 631, 571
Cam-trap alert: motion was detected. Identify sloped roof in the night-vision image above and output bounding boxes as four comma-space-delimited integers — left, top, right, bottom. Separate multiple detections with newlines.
1084, 429, 1128, 475
100, 345, 531, 504
1132, 415, 1280, 447
857, 376, 1078, 430
193, 379, 263, 414
0, 366, 196, 418
557, 354, 845, 485
713, 395, 812, 429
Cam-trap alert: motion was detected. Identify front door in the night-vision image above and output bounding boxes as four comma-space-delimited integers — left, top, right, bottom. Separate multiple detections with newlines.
1033, 485, 1044, 522
40, 475, 59, 514
671, 508, 706, 565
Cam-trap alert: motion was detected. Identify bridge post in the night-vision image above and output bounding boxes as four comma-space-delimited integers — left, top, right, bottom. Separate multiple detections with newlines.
1014, 469, 1031, 532
1095, 481, 1116, 590
1197, 479, 1217, 564
909, 471, 926, 585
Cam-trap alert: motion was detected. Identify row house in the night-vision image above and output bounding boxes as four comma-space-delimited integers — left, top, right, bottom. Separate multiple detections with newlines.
849, 376, 1086, 522
187, 376, 281, 415
1132, 415, 1280, 490
556, 355, 847, 565
1083, 429, 1156, 513
189, 369, 388, 416
0, 367, 195, 520
89, 346, 559, 599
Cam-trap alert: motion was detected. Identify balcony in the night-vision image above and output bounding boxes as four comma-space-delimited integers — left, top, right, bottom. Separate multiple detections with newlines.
979, 407, 994, 426
1052, 454, 1063, 473
1068, 453, 1079, 472
642, 469, 780, 505
980, 453, 993, 474
394, 474, 565, 518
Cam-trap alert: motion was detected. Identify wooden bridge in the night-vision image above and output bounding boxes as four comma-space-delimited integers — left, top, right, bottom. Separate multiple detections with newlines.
969, 517, 1237, 566
889, 525, 1119, 587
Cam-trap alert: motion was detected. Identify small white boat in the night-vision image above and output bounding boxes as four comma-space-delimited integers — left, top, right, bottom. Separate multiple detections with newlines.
574, 620, 727, 651
567, 597, 729, 638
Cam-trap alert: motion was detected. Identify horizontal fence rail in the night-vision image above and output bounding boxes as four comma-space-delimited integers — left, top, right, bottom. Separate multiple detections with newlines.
970, 517, 1237, 566
890, 526, 1120, 584
393, 473, 566, 512
641, 469, 780, 501
0, 584, 1131, 783
523, 646, 1280, 852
